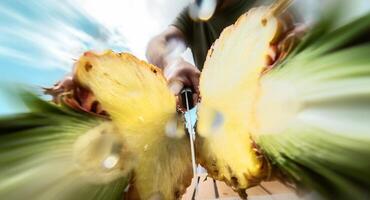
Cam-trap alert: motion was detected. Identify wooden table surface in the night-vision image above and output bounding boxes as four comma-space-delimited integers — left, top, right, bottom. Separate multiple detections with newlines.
182, 174, 301, 200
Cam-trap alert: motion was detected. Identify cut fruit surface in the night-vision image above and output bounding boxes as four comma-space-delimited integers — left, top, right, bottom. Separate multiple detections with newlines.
197, 6, 283, 192
199, 1, 370, 199
74, 51, 192, 199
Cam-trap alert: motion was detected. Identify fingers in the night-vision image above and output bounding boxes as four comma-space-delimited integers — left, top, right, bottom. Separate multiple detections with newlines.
170, 78, 197, 111
189, 73, 200, 94
189, 73, 200, 104
280, 12, 296, 33
168, 80, 184, 95
271, 12, 296, 45
192, 92, 199, 106
164, 60, 201, 110
277, 24, 307, 60
166, 62, 200, 94
263, 16, 307, 75
44, 75, 73, 96
266, 45, 278, 65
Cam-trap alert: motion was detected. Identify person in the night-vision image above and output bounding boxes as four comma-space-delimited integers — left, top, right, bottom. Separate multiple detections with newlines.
146, 0, 302, 109
48, 0, 302, 114
146, 0, 263, 105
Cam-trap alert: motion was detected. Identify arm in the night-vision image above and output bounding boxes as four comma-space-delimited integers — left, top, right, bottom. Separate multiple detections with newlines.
146, 26, 186, 69
146, 26, 200, 105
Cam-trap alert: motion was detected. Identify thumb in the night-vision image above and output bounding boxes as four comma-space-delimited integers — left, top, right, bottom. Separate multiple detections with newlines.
168, 80, 184, 95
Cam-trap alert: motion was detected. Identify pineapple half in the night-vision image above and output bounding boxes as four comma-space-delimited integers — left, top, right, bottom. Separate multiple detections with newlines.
197, 1, 370, 199
197, 4, 292, 195
74, 51, 193, 199
0, 51, 193, 200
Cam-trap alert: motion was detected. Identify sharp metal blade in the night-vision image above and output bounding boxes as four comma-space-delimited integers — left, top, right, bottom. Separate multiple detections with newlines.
181, 88, 199, 198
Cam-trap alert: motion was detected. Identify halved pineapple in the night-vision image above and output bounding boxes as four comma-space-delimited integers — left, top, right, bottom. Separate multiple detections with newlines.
197, 5, 286, 195
74, 51, 192, 199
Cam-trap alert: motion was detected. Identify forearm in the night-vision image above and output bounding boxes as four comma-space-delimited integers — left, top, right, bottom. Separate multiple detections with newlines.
146, 35, 169, 69
146, 26, 187, 70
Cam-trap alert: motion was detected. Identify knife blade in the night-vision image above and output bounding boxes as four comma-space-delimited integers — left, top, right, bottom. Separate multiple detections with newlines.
180, 88, 199, 198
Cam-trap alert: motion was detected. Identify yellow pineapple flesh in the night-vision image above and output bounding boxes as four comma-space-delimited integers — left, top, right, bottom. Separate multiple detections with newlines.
197, 6, 285, 195
74, 51, 192, 199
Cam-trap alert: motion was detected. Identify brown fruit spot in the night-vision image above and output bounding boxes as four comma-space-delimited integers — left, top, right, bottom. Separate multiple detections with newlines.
261, 18, 267, 26
174, 189, 180, 198
84, 62, 93, 72
231, 176, 239, 187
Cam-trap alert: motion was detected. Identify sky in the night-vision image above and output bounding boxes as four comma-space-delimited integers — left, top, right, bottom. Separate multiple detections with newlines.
0, 0, 369, 114
0, 0, 187, 114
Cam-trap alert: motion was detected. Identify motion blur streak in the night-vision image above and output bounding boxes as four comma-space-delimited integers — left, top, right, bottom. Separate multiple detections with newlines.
0, 0, 127, 71
0, 0, 129, 114
0, 0, 368, 115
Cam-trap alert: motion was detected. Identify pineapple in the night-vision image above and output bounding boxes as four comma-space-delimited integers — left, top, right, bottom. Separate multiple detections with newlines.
197, 1, 370, 200
0, 51, 192, 200
74, 51, 193, 199
196, 6, 285, 195
1, 1, 370, 200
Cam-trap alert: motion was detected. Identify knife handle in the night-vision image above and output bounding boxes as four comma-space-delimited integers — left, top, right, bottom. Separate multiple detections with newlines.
180, 87, 194, 110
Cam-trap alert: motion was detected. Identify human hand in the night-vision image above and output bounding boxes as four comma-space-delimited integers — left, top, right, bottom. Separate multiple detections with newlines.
264, 12, 307, 73
164, 58, 200, 111
44, 75, 106, 116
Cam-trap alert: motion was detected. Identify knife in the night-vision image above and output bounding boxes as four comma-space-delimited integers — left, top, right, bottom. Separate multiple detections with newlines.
180, 87, 199, 199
